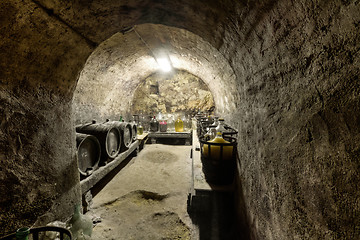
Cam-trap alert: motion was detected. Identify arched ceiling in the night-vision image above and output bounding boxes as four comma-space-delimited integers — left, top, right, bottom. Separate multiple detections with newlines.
73, 23, 237, 122
35, 0, 243, 47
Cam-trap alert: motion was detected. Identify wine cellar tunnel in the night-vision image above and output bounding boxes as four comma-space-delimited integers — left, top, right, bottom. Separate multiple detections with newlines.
73, 23, 235, 124
1, 0, 360, 239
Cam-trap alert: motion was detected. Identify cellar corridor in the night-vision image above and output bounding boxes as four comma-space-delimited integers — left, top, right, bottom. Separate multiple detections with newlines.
72, 23, 236, 124
89, 144, 194, 240
1, 0, 360, 239
86, 139, 239, 240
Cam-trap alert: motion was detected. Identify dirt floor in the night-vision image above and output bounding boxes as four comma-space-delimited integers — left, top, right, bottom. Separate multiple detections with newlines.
87, 144, 194, 240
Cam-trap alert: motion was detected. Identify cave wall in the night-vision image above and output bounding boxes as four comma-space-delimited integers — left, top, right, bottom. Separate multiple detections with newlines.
131, 69, 215, 116
0, 0, 94, 234
218, 1, 360, 239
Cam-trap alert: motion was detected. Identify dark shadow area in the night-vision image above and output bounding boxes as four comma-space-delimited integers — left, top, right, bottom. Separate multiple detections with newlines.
233, 155, 254, 240
188, 190, 239, 240
187, 154, 252, 239
233, 178, 252, 240
152, 138, 188, 145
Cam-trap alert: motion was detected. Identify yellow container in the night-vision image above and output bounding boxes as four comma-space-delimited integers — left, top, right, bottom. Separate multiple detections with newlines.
137, 125, 143, 135
202, 133, 233, 161
175, 118, 184, 132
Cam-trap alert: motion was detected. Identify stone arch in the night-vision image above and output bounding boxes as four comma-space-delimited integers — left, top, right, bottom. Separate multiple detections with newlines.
73, 23, 237, 124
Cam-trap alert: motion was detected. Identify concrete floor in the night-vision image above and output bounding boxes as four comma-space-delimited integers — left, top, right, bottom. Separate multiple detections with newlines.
87, 144, 194, 240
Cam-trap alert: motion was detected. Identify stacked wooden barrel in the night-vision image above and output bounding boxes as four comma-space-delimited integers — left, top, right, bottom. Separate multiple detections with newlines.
76, 122, 121, 162
76, 133, 101, 178
104, 121, 133, 150
75, 120, 139, 178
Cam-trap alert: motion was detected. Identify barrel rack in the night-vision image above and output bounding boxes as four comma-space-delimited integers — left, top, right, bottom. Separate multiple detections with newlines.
80, 140, 139, 209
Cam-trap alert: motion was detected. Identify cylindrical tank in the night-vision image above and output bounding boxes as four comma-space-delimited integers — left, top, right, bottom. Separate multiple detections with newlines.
76, 133, 101, 177
200, 135, 237, 185
76, 123, 121, 163
104, 121, 132, 150
130, 123, 137, 141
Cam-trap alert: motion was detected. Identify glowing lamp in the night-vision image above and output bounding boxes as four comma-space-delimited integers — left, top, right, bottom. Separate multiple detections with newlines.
156, 57, 172, 72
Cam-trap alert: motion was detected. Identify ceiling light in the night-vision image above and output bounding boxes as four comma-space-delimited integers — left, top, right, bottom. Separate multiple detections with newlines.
156, 57, 172, 72
134, 26, 173, 73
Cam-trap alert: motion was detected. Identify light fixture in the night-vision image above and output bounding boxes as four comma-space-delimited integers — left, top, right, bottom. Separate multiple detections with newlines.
156, 57, 172, 73
134, 26, 173, 73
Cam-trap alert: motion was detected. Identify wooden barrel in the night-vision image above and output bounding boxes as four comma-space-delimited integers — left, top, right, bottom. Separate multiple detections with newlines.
76, 123, 121, 162
104, 121, 132, 149
131, 123, 137, 141
76, 133, 101, 177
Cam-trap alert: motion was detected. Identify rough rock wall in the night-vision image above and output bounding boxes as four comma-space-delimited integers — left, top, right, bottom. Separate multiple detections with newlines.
220, 1, 360, 239
0, 0, 93, 235
131, 70, 215, 116
32, 0, 231, 47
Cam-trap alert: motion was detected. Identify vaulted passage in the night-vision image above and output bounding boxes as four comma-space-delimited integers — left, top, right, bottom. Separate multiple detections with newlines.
73, 24, 236, 123
1, 0, 360, 239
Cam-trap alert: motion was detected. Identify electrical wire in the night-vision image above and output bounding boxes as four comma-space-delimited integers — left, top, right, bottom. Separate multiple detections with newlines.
133, 26, 157, 58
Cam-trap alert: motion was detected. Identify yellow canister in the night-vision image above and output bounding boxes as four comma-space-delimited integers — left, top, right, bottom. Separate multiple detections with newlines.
202, 132, 233, 161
